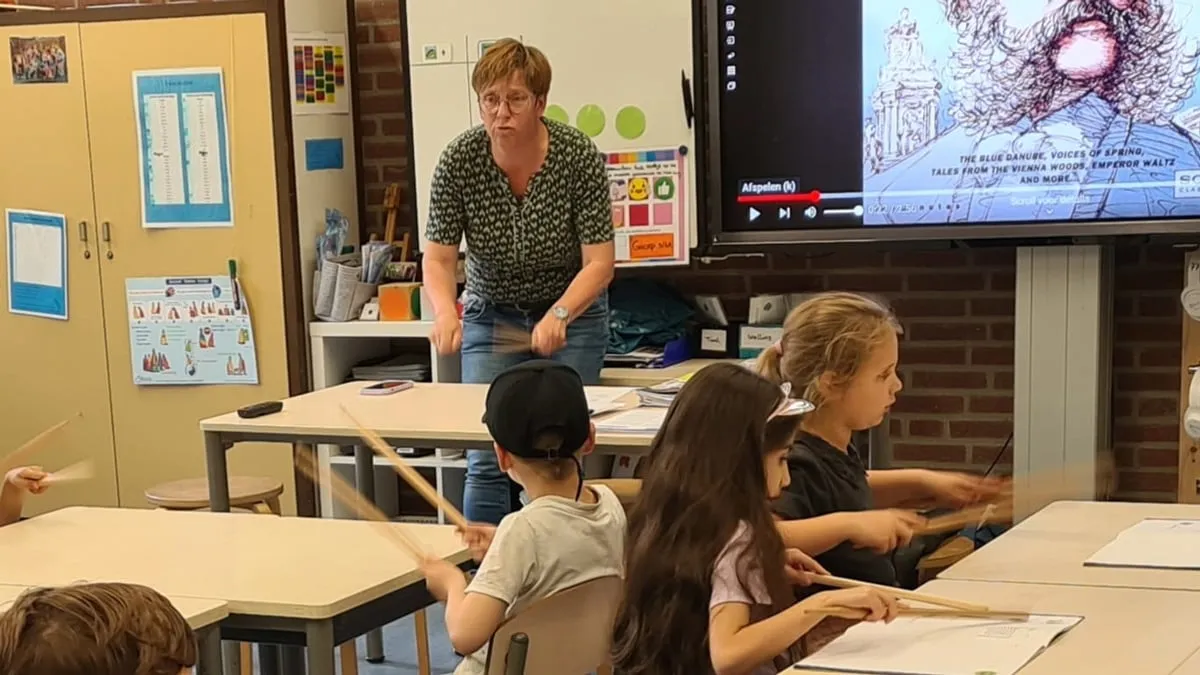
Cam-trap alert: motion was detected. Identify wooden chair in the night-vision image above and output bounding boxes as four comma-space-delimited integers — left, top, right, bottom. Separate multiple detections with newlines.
484, 576, 622, 675
584, 479, 640, 511
143, 476, 360, 675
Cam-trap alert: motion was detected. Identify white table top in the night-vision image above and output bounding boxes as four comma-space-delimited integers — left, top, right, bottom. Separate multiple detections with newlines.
787, 579, 1200, 675
199, 381, 656, 451
0, 507, 468, 619
942, 500, 1200, 590
599, 359, 726, 387
0, 582, 227, 629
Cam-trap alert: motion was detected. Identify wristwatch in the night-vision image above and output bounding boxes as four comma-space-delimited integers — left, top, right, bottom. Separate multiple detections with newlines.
552, 306, 569, 321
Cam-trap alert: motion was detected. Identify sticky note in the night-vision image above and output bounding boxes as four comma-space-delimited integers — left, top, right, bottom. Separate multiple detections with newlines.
305, 138, 344, 171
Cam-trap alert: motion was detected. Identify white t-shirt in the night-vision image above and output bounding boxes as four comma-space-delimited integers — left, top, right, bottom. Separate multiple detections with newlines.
455, 485, 626, 675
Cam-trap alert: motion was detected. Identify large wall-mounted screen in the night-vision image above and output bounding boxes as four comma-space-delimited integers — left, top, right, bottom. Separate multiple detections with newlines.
707, 0, 1200, 245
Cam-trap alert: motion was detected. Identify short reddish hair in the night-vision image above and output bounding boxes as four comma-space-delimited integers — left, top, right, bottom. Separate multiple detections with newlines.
471, 38, 552, 98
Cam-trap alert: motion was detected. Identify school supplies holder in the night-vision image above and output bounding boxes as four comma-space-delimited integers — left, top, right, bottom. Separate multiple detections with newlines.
314, 254, 378, 322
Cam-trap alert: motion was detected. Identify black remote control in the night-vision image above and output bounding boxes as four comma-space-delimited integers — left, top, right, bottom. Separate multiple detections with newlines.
237, 400, 283, 419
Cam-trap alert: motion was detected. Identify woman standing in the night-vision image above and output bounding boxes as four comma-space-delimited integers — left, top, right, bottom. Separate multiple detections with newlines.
422, 39, 615, 524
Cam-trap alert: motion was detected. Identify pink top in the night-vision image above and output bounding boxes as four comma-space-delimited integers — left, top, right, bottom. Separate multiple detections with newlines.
710, 521, 784, 675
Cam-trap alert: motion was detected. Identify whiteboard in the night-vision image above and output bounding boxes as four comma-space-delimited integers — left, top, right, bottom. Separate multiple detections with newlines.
405, 0, 696, 267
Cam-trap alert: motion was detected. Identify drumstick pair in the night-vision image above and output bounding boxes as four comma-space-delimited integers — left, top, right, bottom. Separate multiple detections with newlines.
0, 415, 92, 489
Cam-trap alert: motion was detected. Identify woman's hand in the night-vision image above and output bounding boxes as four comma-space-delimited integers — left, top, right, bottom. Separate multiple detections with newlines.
4, 466, 47, 495
783, 548, 828, 586
430, 313, 462, 355
531, 315, 567, 356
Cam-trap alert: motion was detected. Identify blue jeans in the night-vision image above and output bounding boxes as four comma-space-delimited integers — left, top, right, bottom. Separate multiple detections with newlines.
460, 293, 609, 524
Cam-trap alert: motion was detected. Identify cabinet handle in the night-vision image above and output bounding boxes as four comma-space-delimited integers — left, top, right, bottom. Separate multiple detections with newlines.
78, 221, 91, 259
101, 221, 113, 260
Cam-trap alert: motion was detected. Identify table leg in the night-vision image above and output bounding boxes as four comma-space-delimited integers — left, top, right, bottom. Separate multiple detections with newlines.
281, 646, 307, 675
354, 444, 386, 663
220, 641, 241, 675
204, 431, 231, 512
196, 626, 224, 675
305, 621, 337, 675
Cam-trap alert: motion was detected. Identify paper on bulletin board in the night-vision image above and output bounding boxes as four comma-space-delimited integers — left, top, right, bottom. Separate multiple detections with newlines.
126, 276, 259, 386
288, 32, 349, 115
132, 68, 234, 229
305, 137, 345, 171
605, 148, 689, 267
6, 208, 67, 321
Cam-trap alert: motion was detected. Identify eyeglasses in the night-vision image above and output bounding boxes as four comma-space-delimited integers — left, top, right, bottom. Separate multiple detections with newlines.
768, 382, 814, 420
479, 92, 533, 114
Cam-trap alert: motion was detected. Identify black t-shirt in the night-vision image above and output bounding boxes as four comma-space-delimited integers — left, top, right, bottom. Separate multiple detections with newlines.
773, 431, 898, 590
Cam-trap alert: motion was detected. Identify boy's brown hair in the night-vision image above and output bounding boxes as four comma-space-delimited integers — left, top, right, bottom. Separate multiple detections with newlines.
471, 38, 552, 98
0, 582, 197, 675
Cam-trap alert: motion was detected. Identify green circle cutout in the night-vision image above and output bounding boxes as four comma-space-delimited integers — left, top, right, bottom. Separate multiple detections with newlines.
576, 104, 606, 137
615, 106, 647, 140
544, 104, 569, 125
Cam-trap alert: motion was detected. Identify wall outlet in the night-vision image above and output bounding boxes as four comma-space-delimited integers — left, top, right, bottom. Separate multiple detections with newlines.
421, 43, 453, 63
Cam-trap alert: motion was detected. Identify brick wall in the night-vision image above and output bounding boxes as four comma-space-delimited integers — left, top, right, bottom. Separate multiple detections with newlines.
21, 0, 1187, 502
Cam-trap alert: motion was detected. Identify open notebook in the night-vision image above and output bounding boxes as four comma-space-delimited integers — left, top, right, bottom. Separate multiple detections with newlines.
1085, 518, 1200, 570
793, 614, 1081, 675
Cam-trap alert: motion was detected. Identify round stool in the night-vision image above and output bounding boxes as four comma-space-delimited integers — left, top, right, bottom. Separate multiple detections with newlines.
144, 476, 283, 515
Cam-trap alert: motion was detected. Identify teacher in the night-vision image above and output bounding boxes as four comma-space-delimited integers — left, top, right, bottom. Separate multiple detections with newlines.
422, 38, 615, 525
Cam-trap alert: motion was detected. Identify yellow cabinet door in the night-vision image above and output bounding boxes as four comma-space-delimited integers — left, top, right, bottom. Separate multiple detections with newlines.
0, 24, 120, 511
79, 14, 297, 510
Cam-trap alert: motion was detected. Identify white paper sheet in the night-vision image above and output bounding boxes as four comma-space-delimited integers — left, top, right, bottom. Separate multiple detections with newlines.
793, 614, 1081, 675
1085, 518, 1200, 569
593, 406, 667, 433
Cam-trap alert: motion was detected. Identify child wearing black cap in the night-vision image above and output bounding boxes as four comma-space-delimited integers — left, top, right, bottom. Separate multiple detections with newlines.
419, 360, 625, 675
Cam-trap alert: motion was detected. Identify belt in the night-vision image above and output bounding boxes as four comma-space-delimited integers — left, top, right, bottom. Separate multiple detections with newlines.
494, 299, 555, 315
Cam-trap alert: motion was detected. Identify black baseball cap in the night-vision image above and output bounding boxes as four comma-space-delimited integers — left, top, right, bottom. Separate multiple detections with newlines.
482, 360, 591, 459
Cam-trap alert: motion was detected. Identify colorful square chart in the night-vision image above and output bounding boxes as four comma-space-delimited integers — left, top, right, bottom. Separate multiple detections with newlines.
628, 203, 650, 227
612, 205, 625, 228
653, 202, 674, 226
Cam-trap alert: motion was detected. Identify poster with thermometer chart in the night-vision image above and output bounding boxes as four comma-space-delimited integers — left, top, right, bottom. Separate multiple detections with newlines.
607, 148, 689, 266
288, 32, 349, 115
126, 276, 259, 386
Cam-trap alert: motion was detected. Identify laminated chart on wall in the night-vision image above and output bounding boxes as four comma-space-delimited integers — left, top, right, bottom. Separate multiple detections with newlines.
5, 209, 67, 320
126, 276, 259, 386
606, 148, 689, 266
132, 68, 233, 229
288, 32, 349, 115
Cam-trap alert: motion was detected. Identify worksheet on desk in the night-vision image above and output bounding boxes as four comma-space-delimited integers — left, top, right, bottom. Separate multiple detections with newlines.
1085, 518, 1200, 569
792, 614, 1081, 675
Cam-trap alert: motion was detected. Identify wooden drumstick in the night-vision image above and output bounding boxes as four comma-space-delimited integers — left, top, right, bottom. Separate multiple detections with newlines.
0, 415, 79, 473
40, 460, 94, 485
809, 574, 990, 612
339, 405, 470, 529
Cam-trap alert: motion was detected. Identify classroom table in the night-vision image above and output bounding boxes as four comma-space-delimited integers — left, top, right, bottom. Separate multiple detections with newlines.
0, 507, 469, 675
785, 579, 1200, 675
199, 381, 656, 511
0, 583, 228, 675
940, 500, 1200, 590
598, 358, 726, 387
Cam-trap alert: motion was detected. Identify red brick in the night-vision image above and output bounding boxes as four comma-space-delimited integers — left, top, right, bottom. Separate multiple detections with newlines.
1144, 246, 1184, 266
357, 44, 403, 69
1113, 424, 1178, 443
907, 273, 986, 292
972, 248, 1017, 266
825, 273, 904, 293
356, 25, 372, 44
889, 418, 904, 435
970, 446, 1012, 465
358, 92, 406, 115
910, 371, 989, 390
888, 250, 970, 268
1112, 347, 1135, 368
770, 253, 813, 270
1113, 296, 1135, 317
970, 297, 1014, 317
908, 420, 944, 437
993, 372, 1014, 390
970, 346, 1013, 366
356, 0, 400, 22
1140, 346, 1181, 368
892, 443, 967, 463
808, 251, 886, 269
1115, 321, 1178, 342
1138, 447, 1180, 468
1139, 296, 1180, 318
949, 420, 1011, 439
892, 395, 965, 414
1137, 398, 1178, 417
380, 117, 410, 135
990, 322, 1015, 341
1116, 269, 1181, 291
1111, 396, 1134, 417
700, 255, 769, 271
890, 298, 966, 318
362, 140, 406, 160
1116, 470, 1177, 494
376, 72, 406, 91
906, 322, 987, 341
374, 24, 402, 43
900, 346, 967, 365
748, 274, 824, 294
1116, 372, 1179, 393
672, 275, 747, 296
991, 271, 1016, 291
969, 395, 1013, 414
